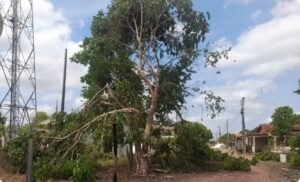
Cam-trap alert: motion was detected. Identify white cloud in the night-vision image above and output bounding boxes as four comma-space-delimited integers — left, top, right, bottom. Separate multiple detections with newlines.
189, 0, 300, 134
74, 96, 87, 109
220, 1, 300, 79
0, 0, 87, 115
271, 0, 300, 17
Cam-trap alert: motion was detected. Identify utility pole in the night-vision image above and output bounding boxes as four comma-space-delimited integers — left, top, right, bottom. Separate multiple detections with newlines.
241, 97, 246, 154
61, 49, 68, 113
226, 120, 229, 147
113, 123, 118, 182
218, 125, 221, 139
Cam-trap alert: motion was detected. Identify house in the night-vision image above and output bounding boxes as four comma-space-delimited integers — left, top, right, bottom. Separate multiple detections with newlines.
244, 123, 300, 153
246, 124, 274, 153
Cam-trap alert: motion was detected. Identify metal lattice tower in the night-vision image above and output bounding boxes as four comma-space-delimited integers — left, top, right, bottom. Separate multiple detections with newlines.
0, 0, 37, 139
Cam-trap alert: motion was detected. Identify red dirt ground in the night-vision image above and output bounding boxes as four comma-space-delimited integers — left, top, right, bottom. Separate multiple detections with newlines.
0, 162, 294, 182
98, 162, 289, 182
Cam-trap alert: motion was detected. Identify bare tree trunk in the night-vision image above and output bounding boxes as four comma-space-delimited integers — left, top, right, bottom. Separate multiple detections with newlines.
140, 88, 158, 175
135, 143, 142, 174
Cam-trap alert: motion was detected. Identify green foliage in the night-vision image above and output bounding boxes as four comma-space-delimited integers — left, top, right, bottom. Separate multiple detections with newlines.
70, 158, 97, 182
32, 158, 53, 180
287, 154, 300, 168
255, 150, 280, 162
3, 133, 42, 172
151, 122, 213, 169
223, 157, 251, 171
271, 106, 296, 137
33, 111, 49, 123
251, 156, 259, 166
206, 150, 251, 171
0, 113, 6, 135
151, 122, 250, 171
32, 157, 97, 182
97, 157, 128, 170
3, 137, 27, 171
0, 123, 4, 135
218, 133, 235, 146
289, 136, 300, 153
72, 0, 227, 124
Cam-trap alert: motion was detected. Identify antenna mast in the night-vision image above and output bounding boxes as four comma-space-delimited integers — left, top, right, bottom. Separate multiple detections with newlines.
0, 0, 37, 139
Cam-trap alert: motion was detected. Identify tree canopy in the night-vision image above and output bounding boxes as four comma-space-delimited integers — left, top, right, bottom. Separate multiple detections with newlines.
33, 111, 49, 123
271, 106, 297, 137
72, 0, 228, 175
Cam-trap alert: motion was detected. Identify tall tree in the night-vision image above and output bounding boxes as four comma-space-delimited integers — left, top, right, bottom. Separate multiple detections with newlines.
73, 0, 228, 175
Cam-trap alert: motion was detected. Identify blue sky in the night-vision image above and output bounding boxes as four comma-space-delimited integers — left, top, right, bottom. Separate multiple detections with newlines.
1, 0, 300, 138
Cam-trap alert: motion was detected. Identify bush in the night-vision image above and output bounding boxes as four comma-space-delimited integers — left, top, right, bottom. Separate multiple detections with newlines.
287, 154, 300, 168
251, 156, 258, 166
289, 136, 300, 153
151, 123, 251, 172
2, 134, 42, 172
32, 158, 53, 181
151, 122, 213, 169
255, 150, 279, 162
3, 136, 27, 171
71, 158, 97, 182
32, 156, 98, 182
97, 157, 128, 170
223, 157, 251, 171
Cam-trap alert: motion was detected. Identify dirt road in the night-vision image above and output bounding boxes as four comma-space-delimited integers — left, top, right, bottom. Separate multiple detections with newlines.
99, 163, 290, 182
0, 162, 296, 182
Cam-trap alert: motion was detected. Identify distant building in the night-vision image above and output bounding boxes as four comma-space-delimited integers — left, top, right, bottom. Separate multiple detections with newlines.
236, 123, 300, 153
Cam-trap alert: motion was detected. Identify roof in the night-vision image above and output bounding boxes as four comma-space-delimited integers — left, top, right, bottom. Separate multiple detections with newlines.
291, 123, 300, 131
247, 123, 300, 136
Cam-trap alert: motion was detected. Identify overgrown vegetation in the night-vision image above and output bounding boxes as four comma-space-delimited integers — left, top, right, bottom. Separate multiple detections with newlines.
0, 0, 248, 179
271, 106, 300, 144
255, 150, 280, 162
151, 122, 250, 171
287, 136, 300, 168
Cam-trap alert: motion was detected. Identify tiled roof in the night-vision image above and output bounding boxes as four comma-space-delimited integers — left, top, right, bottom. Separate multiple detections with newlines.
247, 123, 300, 136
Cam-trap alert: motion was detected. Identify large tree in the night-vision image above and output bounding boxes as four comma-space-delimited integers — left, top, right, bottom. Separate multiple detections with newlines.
271, 106, 297, 144
73, 0, 228, 175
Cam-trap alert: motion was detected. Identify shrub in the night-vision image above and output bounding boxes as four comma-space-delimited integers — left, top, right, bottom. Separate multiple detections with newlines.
2, 134, 42, 172
97, 157, 128, 170
3, 136, 27, 171
287, 154, 300, 168
32, 158, 53, 181
289, 136, 300, 153
255, 150, 279, 162
71, 158, 97, 182
151, 122, 213, 169
223, 157, 251, 171
251, 156, 258, 166
151, 123, 251, 172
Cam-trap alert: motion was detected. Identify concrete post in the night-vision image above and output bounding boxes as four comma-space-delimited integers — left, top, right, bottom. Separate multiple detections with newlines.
252, 136, 256, 153
274, 136, 277, 150
0, 136, 4, 147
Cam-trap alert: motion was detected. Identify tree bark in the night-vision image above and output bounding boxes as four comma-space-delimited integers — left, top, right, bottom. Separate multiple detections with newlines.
139, 87, 158, 175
